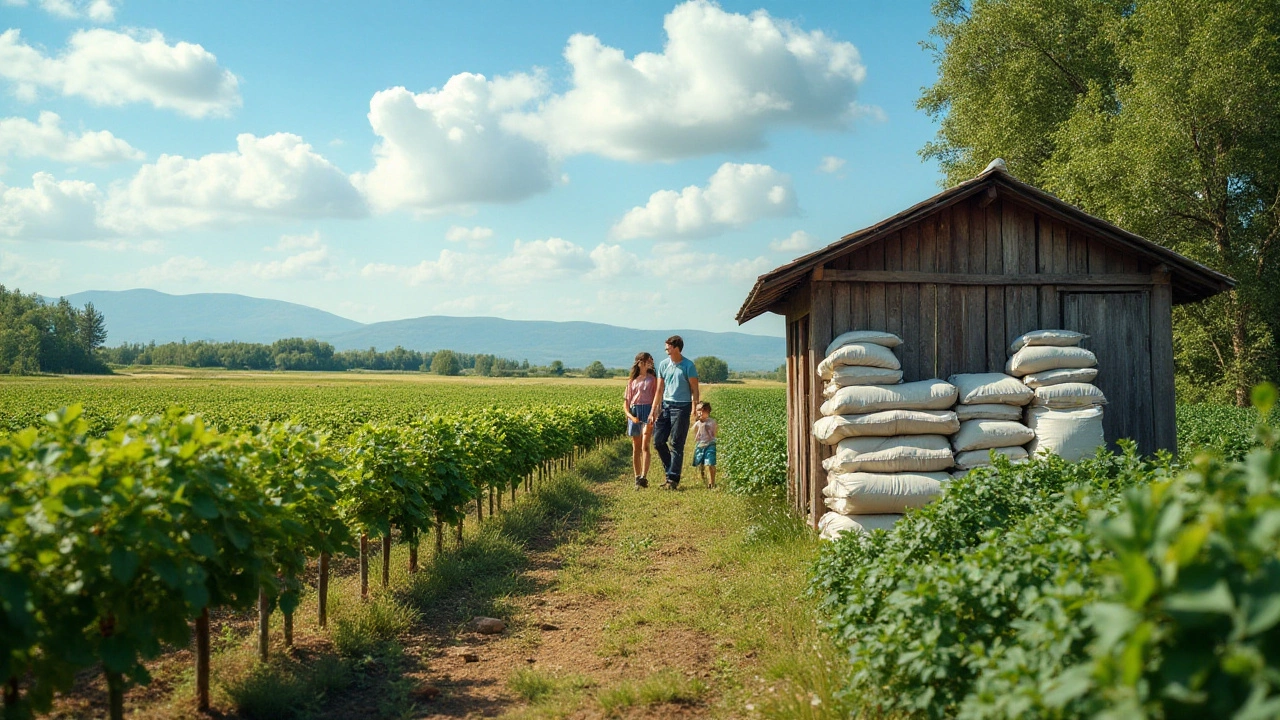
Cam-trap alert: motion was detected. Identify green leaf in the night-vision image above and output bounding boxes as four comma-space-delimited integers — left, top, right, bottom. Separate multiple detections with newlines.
1166, 579, 1235, 615
190, 493, 219, 520
188, 533, 216, 558
109, 547, 140, 583
1252, 383, 1277, 419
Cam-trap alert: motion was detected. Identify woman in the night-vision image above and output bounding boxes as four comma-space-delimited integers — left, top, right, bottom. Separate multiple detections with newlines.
624, 351, 657, 489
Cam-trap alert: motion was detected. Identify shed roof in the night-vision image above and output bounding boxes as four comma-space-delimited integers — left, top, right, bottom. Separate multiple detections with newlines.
736, 162, 1236, 324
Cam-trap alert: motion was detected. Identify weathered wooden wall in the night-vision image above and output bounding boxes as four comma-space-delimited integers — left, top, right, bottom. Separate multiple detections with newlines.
789, 194, 1177, 526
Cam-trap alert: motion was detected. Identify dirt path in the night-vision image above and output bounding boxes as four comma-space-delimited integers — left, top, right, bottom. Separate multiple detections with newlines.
400, 445, 824, 719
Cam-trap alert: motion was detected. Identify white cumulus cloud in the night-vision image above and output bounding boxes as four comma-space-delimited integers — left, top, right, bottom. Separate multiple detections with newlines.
0, 28, 240, 117
587, 243, 639, 280
508, 0, 868, 161
445, 225, 494, 245
494, 237, 593, 283
818, 155, 845, 174
642, 241, 772, 283
354, 73, 555, 214
36, 0, 117, 22
360, 248, 486, 287
0, 172, 105, 240
102, 133, 366, 233
770, 230, 815, 253
612, 162, 797, 240
0, 111, 143, 163
0, 249, 63, 285
248, 246, 335, 281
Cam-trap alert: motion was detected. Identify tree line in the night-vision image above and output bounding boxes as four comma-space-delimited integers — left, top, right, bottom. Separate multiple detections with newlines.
920, 0, 1279, 405
0, 286, 108, 374
101, 339, 534, 375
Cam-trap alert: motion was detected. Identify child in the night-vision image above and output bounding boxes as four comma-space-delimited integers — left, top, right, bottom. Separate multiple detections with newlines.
691, 401, 717, 488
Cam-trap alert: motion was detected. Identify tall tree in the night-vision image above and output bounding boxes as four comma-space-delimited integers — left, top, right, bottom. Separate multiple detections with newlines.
920, 0, 1280, 404
78, 303, 108, 351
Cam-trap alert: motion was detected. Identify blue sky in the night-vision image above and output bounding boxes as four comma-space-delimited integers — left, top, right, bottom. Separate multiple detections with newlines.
0, 0, 946, 337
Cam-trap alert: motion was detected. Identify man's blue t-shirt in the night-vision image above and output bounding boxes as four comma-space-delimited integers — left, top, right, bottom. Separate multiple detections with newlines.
657, 356, 698, 403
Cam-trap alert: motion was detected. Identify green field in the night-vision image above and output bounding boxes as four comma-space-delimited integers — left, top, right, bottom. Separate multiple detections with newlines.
0, 369, 629, 435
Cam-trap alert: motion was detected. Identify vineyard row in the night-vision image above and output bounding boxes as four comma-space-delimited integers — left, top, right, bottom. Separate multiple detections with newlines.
0, 401, 624, 719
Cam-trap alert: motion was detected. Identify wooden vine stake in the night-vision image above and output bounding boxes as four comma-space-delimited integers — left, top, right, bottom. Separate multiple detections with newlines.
318, 552, 330, 627
196, 607, 210, 712
381, 533, 391, 588
359, 534, 369, 600
257, 587, 269, 662
101, 616, 124, 720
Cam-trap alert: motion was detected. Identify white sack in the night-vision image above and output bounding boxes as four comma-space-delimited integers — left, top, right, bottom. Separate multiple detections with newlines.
1032, 383, 1108, 409
1022, 367, 1099, 389
830, 365, 905, 386
812, 410, 960, 445
824, 367, 905, 396
823, 435, 954, 473
818, 511, 901, 540
820, 379, 958, 416
951, 469, 971, 480
951, 419, 1035, 453
817, 342, 901, 379
956, 403, 1025, 422
948, 373, 1034, 406
823, 471, 947, 514
1009, 329, 1088, 354
1025, 405, 1106, 462
954, 445, 1029, 470
825, 330, 903, 356
1005, 345, 1097, 377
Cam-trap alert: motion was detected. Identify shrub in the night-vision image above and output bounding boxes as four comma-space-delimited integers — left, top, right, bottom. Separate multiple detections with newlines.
585, 360, 607, 378
694, 356, 729, 383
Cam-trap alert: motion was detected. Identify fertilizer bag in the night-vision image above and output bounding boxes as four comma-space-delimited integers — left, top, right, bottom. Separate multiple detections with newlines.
1006, 345, 1097, 377
1031, 382, 1108, 409
951, 419, 1035, 452
823, 471, 947, 514
818, 511, 901, 540
1009, 329, 1088, 354
956, 403, 1025, 422
817, 342, 901, 379
1025, 405, 1106, 462
953, 445, 1029, 470
812, 410, 959, 444
1022, 367, 1099, 389
825, 330, 902, 356
823, 434, 954, 473
820, 379, 958, 416
948, 373, 1034, 406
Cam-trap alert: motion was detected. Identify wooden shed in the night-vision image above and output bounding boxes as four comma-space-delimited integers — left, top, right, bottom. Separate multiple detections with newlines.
736, 161, 1235, 525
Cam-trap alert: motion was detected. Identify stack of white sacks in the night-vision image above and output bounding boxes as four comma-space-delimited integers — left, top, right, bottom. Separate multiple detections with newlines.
812, 331, 959, 541
1005, 330, 1107, 461
946, 373, 1035, 476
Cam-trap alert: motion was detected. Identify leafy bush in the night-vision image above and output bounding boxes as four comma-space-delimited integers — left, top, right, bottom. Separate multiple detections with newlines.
814, 386, 1280, 719
585, 360, 607, 378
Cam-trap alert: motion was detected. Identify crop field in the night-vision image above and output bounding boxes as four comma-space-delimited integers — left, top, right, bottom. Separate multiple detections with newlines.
0, 371, 626, 435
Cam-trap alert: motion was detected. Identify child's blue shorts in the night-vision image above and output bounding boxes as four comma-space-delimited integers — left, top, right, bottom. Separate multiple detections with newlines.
693, 443, 717, 466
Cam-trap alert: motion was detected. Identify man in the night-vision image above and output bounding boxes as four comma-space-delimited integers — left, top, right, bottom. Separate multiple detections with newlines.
648, 335, 699, 490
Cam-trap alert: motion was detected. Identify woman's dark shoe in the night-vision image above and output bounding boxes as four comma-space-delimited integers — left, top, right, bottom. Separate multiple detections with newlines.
635, 476, 648, 489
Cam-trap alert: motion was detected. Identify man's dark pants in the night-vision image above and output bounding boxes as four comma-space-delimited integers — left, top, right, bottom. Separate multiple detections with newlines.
652, 401, 692, 486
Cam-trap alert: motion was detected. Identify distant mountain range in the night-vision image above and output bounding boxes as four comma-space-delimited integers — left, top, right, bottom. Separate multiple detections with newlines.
45, 289, 785, 371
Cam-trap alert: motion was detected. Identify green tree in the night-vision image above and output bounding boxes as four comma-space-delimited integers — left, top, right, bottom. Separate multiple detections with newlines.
474, 354, 494, 376
694, 356, 729, 384
584, 360, 607, 378
919, 0, 1280, 404
549, 360, 565, 376
432, 349, 460, 376
78, 302, 107, 351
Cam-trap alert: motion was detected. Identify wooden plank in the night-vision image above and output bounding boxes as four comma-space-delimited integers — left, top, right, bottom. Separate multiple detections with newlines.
817, 270, 1157, 286
900, 224, 921, 380
1087, 237, 1109, 274
1053, 221, 1069, 274
1150, 276, 1176, 453
850, 248, 869, 329
1018, 207, 1040, 333
1038, 217, 1058, 328
1067, 230, 1089, 273
866, 239, 887, 330
936, 206, 952, 273
985, 203, 1006, 370
1002, 200, 1021, 276
919, 215, 939, 378
884, 233, 904, 346
833, 282, 851, 338
809, 286, 832, 527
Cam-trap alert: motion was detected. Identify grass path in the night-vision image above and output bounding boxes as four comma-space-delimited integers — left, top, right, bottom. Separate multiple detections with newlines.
43, 435, 849, 720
